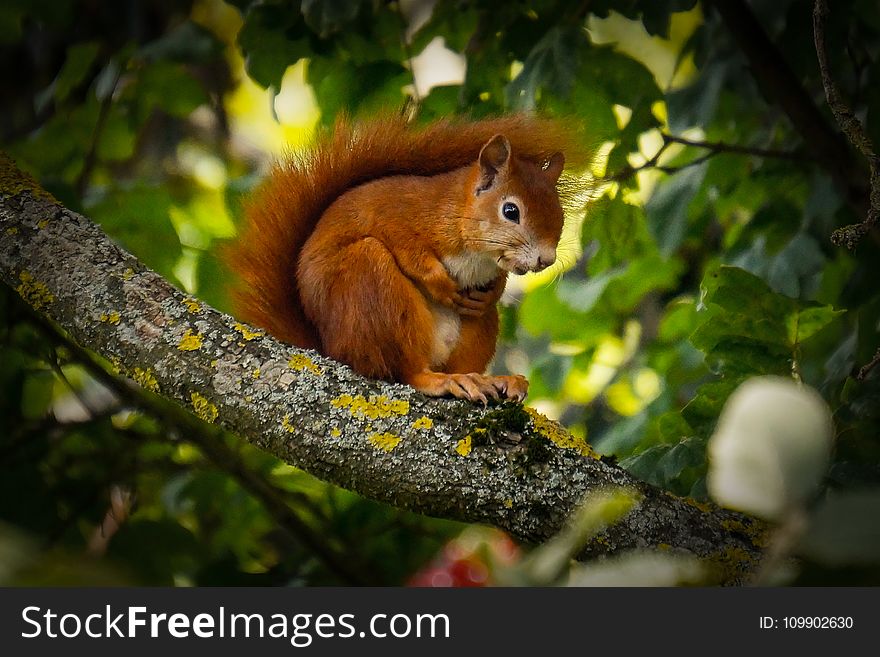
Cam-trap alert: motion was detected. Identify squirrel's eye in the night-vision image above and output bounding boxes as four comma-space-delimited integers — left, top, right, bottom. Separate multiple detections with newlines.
501, 201, 520, 223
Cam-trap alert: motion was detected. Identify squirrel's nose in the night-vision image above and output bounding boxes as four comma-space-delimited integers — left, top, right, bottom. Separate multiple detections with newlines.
535, 253, 555, 271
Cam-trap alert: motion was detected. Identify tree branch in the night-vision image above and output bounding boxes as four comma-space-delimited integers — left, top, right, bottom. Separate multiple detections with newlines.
0, 153, 768, 582
24, 300, 377, 585
812, 0, 880, 250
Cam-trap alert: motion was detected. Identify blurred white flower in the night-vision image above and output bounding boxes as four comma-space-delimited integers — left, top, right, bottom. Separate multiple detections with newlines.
707, 376, 834, 521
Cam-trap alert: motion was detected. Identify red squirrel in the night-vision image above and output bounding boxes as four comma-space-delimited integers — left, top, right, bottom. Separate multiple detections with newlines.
227, 113, 582, 403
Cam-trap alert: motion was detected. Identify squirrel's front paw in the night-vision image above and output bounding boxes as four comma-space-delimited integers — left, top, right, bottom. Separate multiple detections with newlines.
452, 287, 496, 317
421, 270, 460, 309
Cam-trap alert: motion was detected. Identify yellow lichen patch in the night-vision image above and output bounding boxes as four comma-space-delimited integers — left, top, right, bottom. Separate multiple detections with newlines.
122, 268, 135, 281
210, 359, 219, 368
233, 322, 264, 340
525, 407, 598, 459
252, 368, 261, 379
16, 271, 55, 310
191, 392, 218, 423
412, 416, 433, 430
281, 414, 296, 434
684, 497, 715, 514
709, 546, 757, 585
178, 328, 203, 351
99, 311, 121, 325
720, 518, 747, 533
329, 427, 341, 438
369, 432, 401, 452
37, 218, 49, 229
721, 517, 771, 549
503, 498, 513, 509
288, 353, 323, 375
183, 298, 202, 314
0, 152, 56, 202
6, 227, 18, 235
331, 394, 409, 419
132, 367, 159, 393
455, 435, 472, 457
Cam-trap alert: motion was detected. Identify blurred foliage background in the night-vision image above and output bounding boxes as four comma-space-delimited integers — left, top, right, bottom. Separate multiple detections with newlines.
1, 0, 879, 586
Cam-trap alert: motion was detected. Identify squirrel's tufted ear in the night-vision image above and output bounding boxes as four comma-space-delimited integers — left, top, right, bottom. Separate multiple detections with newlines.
544, 151, 564, 184
476, 134, 511, 193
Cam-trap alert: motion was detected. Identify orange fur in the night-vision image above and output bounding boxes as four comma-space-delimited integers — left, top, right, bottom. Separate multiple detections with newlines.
225, 112, 586, 401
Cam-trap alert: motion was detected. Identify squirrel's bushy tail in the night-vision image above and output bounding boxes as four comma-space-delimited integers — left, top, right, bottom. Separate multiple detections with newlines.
226, 112, 588, 348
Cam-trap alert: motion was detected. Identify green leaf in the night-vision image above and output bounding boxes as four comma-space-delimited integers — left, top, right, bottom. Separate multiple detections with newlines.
409, 0, 480, 53
786, 305, 845, 346
656, 437, 704, 484
334, 5, 405, 64
556, 267, 621, 313
666, 59, 730, 133
580, 46, 663, 111
645, 161, 708, 256
417, 85, 463, 121
301, 0, 363, 38
88, 185, 182, 278
620, 444, 671, 488
653, 409, 696, 444
699, 265, 794, 320
519, 282, 614, 343
21, 370, 54, 420
681, 379, 740, 435
96, 108, 136, 162
604, 255, 684, 312
733, 230, 825, 299
137, 20, 224, 63
308, 58, 408, 123
137, 61, 209, 118
638, 0, 699, 38
108, 518, 203, 584
506, 26, 584, 109
691, 266, 795, 374
621, 435, 705, 496
460, 36, 509, 112
54, 41, 101, 103
237, 2, 312, 89
581, 196, 656, 273
658, 298, 698, 343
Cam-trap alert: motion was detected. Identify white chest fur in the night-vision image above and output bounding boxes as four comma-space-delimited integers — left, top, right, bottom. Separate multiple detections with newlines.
428, 252, 499, 367
443, 252, 500, 289
429, 305, 460, 367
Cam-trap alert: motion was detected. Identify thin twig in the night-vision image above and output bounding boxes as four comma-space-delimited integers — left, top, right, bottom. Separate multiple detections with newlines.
604, 141, 672, 182
857, 347, 880, 381
606, 132, 807, 183
74, 69, 121, 200
661, 133, 809, 162
813, 0, 880, 250
47, 344, 106, 418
